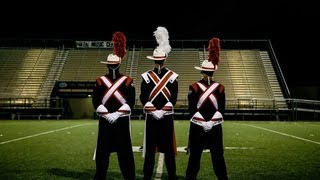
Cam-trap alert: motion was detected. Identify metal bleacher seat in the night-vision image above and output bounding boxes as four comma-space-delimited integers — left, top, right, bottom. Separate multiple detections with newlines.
0, 48, 57, 100
59, 49, 114, 81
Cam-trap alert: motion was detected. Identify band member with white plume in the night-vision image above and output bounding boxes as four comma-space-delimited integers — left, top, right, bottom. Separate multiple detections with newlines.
92, 31, 136, 180
186, 37, 228, 180
154, 26, 171, 58
140, 26, 178, 180
147, 26, 172, 74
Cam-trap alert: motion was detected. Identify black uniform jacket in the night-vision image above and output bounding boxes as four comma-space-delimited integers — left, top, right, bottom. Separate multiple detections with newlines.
140, 67, 178, 154
92, 73, 135, 152
188, 79, 225, 149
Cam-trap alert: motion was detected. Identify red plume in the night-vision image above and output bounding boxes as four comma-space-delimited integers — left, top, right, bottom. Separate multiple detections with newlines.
208, 37, 221, 65
112, 32, 127, 58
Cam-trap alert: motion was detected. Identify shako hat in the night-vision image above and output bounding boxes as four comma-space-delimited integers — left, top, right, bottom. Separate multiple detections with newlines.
195, 37, 221, 71
101, 31, 127, 64
147, 26, 171, 61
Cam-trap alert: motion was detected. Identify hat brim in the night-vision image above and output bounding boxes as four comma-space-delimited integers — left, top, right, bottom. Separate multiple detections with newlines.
100, 61, 120, 65
194, 66, 216, 71
146, 56, 166, 60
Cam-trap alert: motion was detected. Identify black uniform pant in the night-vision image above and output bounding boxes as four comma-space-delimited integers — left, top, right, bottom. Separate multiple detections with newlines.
94, 118, 135, 180
94, 149, 135, 180
185, 147, 228, 180
143, 115, 177, 180
143, 150, 176, 180
185, 125, 228, 180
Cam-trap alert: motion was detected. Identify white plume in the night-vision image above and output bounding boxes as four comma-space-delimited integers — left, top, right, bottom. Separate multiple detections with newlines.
153, 26, 171, 55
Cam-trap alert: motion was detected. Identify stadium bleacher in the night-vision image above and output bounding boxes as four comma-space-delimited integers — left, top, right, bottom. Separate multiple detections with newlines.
0, 40, 294, 120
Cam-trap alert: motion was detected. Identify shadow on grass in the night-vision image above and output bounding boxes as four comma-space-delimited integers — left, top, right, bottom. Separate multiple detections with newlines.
47, 168, 122, 180
48, 168, 94, 179
48, 168, 185, 180
134, 169, 185, 180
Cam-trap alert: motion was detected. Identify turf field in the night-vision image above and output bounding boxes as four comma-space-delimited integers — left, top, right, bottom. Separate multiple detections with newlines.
0, 120, 319, 180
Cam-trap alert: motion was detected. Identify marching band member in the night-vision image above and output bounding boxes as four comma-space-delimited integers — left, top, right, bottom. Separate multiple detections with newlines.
185, 37, 228, 180
92, 32, 135, 180
140, 26, 178, 180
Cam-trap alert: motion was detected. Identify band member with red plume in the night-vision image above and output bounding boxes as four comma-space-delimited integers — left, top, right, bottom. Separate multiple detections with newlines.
92, 31, 136, 180
140, 26, 178, 180
185, 37, 228, 180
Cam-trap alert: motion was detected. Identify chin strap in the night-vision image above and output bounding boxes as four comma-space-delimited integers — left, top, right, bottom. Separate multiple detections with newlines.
157, 64, 161, 74
110, 64, 120, 79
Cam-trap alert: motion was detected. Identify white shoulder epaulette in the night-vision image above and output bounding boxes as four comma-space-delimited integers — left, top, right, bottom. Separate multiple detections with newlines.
169, 71, 179, 83
141, 71, 150, 84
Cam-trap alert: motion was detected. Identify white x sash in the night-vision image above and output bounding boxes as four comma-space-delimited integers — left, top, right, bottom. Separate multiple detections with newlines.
148, 71, 173, 103
100, 76, 127, 105
197, 82, 219, 110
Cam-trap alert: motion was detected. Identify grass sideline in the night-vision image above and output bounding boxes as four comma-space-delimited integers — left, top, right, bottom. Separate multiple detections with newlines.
0, 120, 320, 179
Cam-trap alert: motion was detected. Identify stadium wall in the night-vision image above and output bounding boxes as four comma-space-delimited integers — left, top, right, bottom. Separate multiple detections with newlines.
66, 98, 95, 119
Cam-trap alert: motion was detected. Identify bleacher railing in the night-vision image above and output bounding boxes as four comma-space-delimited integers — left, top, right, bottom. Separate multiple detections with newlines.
1, 97, 319, 120
0, 97, 63, 109
288, 99, 320, 120
267, 40, 291, 98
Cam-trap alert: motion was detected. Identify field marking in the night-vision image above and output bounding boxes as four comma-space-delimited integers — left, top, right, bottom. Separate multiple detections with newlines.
130, 150, 164, 180
243, 124, 320, 145
0, 123, 94, 145
154, 153, 164, 180
132, 146, 253, 153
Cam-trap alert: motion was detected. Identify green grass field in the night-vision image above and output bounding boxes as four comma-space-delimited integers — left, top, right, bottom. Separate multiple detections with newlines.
1, 120, 320, 180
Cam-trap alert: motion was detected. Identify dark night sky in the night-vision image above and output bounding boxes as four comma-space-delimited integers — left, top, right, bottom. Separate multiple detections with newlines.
1, 1, 319, 88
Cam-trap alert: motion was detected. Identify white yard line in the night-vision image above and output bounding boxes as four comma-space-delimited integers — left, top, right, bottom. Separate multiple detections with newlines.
154, 153, 164, 180
243, 124, 320, 145
0, 123, 93, 145
132, 146, 254, 153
